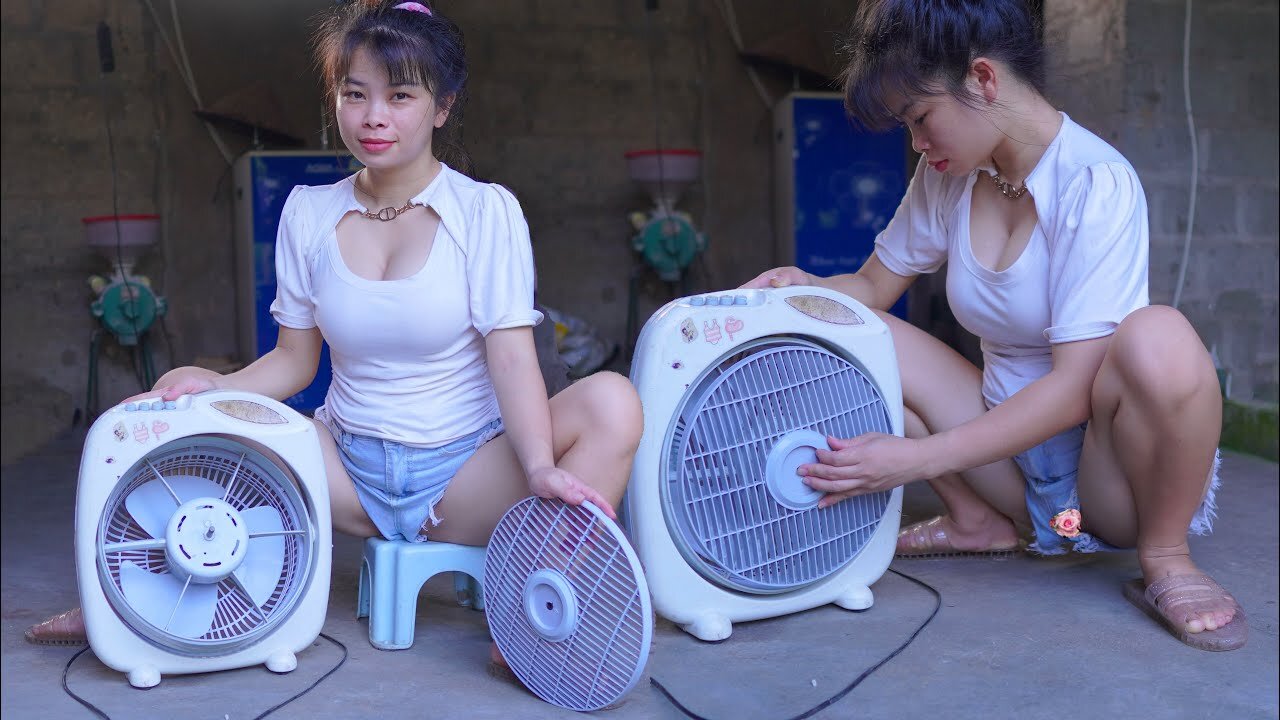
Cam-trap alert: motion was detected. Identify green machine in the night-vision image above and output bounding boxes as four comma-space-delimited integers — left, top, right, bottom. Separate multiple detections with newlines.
624, 150, 707, 353
84, 215, 168, 416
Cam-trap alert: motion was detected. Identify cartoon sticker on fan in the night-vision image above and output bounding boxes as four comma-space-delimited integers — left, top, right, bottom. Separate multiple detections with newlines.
132, 422, 150, 444
151, 420, 170, 440
113, 422, 127, 442
703, 319, 722, 345
724, 316, 744, 342
680, 318, 698, 343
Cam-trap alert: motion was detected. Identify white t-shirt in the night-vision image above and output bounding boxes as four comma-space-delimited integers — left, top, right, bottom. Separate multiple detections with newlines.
874, 114, 1150, 408
269, 164, 544, 446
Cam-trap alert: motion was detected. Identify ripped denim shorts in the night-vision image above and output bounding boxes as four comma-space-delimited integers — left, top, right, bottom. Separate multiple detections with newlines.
1015, 423, 1221, 555
316, 406, 504, 542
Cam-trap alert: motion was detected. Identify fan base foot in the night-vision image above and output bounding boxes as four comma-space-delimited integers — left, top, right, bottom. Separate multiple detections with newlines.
682, 612, 731, 642
834, 585, 873, 611
128, 666, 160, 689
265, 650, 297, 674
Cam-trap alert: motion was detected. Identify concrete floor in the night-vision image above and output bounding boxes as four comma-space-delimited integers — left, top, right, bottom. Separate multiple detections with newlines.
2, 428, 1276, 720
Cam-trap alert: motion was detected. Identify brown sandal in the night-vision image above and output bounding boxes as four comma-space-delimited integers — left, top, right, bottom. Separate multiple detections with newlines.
895, 516, 1024, 559
25, 607, 88, 646
1122, 574, 1248, 652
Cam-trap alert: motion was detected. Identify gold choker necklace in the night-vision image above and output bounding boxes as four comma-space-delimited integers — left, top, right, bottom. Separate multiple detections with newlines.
353, 175, 419, 221
989, 171, 1028, 200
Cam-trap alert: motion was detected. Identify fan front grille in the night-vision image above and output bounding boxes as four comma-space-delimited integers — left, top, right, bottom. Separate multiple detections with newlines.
98, 436, 314, 655
664, 338, 893, 593
486, 498, 651, 712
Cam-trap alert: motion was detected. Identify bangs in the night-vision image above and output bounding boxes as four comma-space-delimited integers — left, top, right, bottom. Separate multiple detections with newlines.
337, 28, 434, 90
841, 49, 940, 132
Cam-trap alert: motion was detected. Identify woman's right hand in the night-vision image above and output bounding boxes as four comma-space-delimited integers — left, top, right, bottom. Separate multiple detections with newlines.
740, 266, 816, 290
121, 366, 222, 404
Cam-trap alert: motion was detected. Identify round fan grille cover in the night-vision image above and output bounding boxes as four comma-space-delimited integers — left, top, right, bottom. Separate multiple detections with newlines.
665, 337, 893, 593
485, 497, 652, 712
97, 437, 316, 656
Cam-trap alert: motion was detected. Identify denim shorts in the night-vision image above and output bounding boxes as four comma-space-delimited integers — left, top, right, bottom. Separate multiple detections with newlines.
316, 407, 504, 542
1014, 423, 1221, 555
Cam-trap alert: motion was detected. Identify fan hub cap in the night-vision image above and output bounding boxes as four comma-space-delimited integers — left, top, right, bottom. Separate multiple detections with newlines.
764, 429, 828, 511
522, 569, 579, 642
165, 498, 250, 583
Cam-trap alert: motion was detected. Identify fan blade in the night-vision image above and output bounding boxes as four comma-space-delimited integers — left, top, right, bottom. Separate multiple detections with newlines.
125, 474, 226, 538
119, 560, 219, 639
235, 506, 286, 607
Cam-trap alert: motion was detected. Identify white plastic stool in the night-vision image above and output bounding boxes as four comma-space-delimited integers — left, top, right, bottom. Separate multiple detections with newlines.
356, 537, 486, 650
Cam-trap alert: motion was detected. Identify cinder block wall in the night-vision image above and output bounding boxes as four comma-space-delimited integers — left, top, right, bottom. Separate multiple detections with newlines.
1047, 0, 1279, 403
1124, 0, 1279, 403
3, 0, 1276, 464
0, 0, 780, 463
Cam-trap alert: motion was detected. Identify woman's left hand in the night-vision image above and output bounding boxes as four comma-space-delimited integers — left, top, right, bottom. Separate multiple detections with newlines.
527, 466, 617, 520
800, 433, 927, 508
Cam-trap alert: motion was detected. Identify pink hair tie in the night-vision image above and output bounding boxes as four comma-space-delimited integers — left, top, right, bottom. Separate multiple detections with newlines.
392, 2, 431, 14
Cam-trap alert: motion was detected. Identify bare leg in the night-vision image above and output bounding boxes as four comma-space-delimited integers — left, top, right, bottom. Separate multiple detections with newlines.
427, 371, 643, 547
1079, 306, 1238, 634
877, 312, 1028, 552
898, 408, 1025, 553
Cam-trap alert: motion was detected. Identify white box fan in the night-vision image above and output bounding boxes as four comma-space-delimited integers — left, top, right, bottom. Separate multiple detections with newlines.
75, 390, 332, 688
627, 286, 903, 641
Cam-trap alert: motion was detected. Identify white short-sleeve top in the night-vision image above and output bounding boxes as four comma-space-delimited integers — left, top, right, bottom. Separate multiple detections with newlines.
874, 114, 1150, 408
269, 163, 544, 446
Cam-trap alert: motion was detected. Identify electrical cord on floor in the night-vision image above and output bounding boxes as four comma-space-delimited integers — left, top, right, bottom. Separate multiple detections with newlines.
650, 568, 942, 720
60, 632, 348, 720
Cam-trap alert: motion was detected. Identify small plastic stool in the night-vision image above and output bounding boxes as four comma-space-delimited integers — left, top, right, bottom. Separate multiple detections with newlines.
356, 537, 486, 650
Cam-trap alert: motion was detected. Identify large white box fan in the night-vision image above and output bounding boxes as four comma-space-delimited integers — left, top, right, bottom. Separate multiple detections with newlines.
75, 390, 332, 688
627, 286, 903, 641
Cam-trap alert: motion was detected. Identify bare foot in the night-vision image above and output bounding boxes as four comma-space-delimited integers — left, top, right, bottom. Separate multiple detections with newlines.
487, 641, 518, 683
25, 607, 87, 646
1138, 544, 1238, 633
896, 514, 1022, 556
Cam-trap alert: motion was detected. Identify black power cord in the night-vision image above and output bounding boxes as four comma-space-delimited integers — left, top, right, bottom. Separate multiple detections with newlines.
650, 568, 943, 720
61, 632, 349, 720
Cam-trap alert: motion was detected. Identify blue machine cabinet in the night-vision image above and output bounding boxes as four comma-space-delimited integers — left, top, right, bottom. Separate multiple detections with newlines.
773, 92, 908, 317
233, 151, 362, 412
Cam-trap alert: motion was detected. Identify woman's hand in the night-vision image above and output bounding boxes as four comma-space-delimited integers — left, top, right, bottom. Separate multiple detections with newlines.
121, 366, 222, 404
527, 466, 617, 520
740, 266, 815, 289
800, 433, 928, 508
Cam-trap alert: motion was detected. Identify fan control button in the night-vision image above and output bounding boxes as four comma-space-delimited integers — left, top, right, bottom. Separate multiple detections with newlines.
689, 296, 706, 306
175, 394, 193, 410
734, 296, 747, 305
125, 402, 138, 411
150, 400, 165, 411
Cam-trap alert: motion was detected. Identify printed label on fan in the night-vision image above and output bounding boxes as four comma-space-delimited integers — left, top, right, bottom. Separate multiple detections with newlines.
211, 400, 287, 424
784, 295, 865, 325
132, 422, 150, 443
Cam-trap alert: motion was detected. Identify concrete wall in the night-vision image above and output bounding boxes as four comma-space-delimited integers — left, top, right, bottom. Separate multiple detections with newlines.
1046, 0, 1279, 402
3, 0, 1277, 464
0, 0, 795, 463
